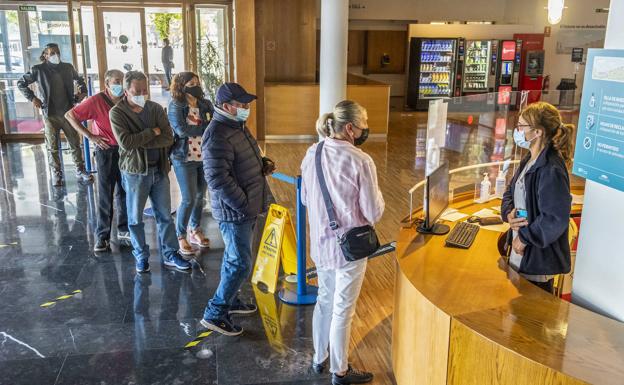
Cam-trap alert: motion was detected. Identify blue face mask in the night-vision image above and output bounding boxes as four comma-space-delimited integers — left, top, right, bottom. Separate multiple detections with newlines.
235, 107, 250, 122
513, 128, 535, 149
109, 84, 123, 97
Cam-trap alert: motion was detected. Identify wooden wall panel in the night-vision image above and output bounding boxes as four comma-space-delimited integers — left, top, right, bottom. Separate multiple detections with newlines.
348, 30, 366, 66
392, 268, 450, 385
448, 319, 587, 385
365, 30, 407, 74
261, 0, 316, 82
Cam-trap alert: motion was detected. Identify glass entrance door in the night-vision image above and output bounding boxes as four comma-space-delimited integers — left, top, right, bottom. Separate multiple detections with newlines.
99, 8, 147, 75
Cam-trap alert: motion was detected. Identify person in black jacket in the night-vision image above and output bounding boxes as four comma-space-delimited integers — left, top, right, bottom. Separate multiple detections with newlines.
200, 83, 275, 336
17, 43, 92, 186
501, 102, 575, 293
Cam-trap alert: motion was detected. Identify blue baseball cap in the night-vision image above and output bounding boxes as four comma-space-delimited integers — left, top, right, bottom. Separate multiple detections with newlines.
216, 83, 257, 105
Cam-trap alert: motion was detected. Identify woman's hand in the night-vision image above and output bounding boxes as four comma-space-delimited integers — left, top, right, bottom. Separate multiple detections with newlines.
508, 208, 528, 231
512, 236, 527, 255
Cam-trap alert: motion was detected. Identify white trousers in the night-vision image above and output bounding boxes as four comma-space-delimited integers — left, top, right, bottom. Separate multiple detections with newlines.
312, 259, 367, 374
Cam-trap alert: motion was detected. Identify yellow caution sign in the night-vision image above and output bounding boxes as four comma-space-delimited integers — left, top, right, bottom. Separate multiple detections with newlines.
253, 285, 285, 354
251, 204, 298, 293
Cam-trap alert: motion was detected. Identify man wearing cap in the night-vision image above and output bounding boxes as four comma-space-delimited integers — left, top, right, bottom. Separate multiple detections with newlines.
17, 43, 93, 186
200, 82, 276, 336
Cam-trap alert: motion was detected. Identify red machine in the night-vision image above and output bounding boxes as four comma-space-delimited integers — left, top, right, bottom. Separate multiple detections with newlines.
495, 40, 521, 105
514, 34, 545, 103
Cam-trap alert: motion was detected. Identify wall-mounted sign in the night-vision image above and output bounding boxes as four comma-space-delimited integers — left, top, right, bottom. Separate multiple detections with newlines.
544, 26, 551, 37
572, 47, 584, 62
18, 5, 37, 12
573, 49, 624, 193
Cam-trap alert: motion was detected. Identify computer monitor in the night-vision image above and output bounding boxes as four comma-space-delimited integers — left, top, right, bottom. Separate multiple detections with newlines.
418, 162, 451, 235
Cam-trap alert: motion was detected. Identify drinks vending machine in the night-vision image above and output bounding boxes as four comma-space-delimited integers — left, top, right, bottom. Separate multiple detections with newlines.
495, 40, 522, 105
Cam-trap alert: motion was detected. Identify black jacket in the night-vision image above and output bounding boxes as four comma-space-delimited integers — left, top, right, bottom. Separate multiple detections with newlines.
201, 110, 273, 222
17, 61, 87, 117
501, 145, 572, 276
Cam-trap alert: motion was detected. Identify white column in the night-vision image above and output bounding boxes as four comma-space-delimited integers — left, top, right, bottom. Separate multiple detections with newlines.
319, 0, 349, 116
572, 0, 624, 321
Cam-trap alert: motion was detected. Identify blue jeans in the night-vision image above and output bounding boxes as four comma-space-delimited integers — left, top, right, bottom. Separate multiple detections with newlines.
122, 168, 178, 262
172, 160, 206, 237
203, 219, 256, 320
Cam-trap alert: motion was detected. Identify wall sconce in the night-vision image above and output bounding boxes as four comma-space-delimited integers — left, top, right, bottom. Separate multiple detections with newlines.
547, 0, 565, 25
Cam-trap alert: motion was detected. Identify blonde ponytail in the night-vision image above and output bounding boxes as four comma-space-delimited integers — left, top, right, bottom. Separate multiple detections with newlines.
316, 112, 334, 138
553, 123, 574, 167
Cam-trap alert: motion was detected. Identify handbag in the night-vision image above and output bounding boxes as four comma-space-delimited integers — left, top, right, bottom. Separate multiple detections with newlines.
315, 141, 380, 262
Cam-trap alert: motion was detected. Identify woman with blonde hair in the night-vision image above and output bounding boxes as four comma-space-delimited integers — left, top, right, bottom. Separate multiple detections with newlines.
501, 101, 575, 292
301, 100, 384, 385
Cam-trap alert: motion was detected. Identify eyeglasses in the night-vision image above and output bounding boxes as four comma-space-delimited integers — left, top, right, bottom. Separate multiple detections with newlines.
516, 124, 532, 131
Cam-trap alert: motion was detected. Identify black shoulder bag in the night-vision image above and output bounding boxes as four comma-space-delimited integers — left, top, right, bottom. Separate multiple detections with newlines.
315, 141, 380, 262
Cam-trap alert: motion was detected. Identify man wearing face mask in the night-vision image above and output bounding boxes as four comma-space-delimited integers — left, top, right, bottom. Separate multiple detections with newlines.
17, 43, 92, 186
110, 71, 191, 274
65, 69, 131, 252
199, 83, 275, 336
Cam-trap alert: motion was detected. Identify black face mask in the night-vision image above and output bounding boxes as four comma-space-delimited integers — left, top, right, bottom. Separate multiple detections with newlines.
184, 85, 204, 100
354, 128, 369, 146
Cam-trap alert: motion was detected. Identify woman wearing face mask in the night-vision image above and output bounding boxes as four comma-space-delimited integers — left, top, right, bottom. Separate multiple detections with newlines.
168, 72, 214, 254
301, 100, 384, 385
501, 102, 575, 293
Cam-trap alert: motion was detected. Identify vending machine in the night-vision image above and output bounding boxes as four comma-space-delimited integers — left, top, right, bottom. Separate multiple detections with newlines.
461, 40, 495, 94
407, 37, 462, 110
513, 33, 545, 101
495, 40, 522, 105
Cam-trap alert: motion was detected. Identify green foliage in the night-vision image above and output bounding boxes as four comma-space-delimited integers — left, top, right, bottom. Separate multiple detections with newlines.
151, 13, 181, 40
198, 38, 225, 102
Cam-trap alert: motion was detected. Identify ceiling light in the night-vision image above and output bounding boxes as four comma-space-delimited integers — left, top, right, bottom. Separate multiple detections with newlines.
548, 0, 565, 25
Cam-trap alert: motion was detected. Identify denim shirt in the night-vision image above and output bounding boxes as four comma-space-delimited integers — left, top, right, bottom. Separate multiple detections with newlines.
168, 98, 214, 162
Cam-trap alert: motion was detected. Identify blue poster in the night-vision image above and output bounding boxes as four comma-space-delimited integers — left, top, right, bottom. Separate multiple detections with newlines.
573, 49, 624, 192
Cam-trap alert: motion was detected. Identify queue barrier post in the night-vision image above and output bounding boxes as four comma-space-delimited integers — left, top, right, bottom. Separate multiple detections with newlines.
270, 172, 318, 305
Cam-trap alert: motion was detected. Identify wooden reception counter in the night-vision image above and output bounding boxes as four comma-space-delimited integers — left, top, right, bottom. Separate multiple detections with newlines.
264, 74, 390, 140
392, 193, 624, 385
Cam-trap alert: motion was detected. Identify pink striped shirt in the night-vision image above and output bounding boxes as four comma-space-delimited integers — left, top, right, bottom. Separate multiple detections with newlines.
301, 138, 385, 270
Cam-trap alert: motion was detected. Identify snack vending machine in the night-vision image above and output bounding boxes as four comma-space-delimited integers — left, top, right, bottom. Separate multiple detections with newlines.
407, 38, 461, 110
461, 40, 494, 94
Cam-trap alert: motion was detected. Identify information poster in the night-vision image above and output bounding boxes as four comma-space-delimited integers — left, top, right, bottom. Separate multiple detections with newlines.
573, 49, 624, 192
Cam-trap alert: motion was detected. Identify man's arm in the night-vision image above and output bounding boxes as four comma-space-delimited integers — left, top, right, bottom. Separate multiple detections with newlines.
65, 98, 111, 149
17, 69, 41, 107
144, 105, 174, 149
110, 108, 158, 151
71, 65, 88, 97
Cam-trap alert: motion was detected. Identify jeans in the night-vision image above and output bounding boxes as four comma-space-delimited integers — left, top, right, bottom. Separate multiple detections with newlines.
313, 259, 368, 374
163, 63, 173, 87
44, 115, 85, 173
122, 168, 178, 262
203, 219, 256, 320
172, 160, 206, 237
95, 147, 128, 240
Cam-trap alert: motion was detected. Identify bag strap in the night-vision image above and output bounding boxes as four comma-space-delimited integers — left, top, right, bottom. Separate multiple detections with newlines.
315, 141, 340, 231
100, 91, 115, 108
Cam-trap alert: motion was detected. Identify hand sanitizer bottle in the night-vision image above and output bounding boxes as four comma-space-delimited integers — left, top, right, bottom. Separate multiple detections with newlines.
480, 173, 491, 202
589, 93, 596, 108
495, 167, 506, 198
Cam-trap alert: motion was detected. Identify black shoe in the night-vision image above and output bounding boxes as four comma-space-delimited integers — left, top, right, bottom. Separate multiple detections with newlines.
311, 358, 328, 374
228, 301, 257, 315
199, 316, 243, 336
332, 365, 373, 385
94, 239, 110, 252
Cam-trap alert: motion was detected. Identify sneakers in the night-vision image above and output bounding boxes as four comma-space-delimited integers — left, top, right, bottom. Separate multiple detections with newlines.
200, 316, 243, 336
189, 229, 210, 248
76, 169, 94, 183
229, 301, 258, 315
52, 171, 64, 187
94, 238, 110, 252
178, 237, 195, 256
332, 365, 374, 385
311, 358, 328, 374
136, 259, 151, 273
163, 253, 191, 270
117, 231, 131, 245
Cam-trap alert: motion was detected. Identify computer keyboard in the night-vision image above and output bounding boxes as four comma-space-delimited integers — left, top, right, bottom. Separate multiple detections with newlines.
445, 221, 480, 249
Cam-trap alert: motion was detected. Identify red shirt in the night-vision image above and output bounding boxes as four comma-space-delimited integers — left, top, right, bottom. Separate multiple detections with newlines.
71, 91, 118, 146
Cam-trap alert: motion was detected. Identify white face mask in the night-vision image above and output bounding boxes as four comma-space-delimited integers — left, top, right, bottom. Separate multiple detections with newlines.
48, 54, 60, 65
130, 94, 146, 108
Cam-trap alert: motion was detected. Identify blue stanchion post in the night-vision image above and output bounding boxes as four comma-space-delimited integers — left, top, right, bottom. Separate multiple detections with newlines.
276, 173, 317, 305
83, 76, 93, 173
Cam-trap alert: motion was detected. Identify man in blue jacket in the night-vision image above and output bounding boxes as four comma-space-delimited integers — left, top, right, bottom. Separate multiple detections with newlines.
200, 83, 275, 336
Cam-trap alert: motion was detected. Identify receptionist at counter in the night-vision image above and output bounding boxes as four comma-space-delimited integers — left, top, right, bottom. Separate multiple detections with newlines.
501, 102, 575, 292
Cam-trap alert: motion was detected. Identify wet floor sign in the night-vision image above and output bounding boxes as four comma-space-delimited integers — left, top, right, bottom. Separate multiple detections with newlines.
252, 204, 298, 293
